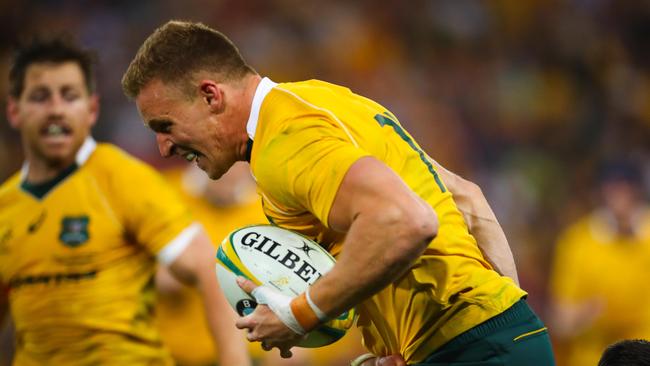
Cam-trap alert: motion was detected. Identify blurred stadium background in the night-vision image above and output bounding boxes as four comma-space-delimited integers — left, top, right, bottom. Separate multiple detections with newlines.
1, 0, 649, 364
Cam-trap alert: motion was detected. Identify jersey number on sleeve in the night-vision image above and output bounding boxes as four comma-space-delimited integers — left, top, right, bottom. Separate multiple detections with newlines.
374, 113, 446, 192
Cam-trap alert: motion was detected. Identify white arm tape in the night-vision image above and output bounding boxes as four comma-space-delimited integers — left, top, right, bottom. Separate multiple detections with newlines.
252, 286, 306, 335
306, 287, 328, 322
157, 222, 202, 265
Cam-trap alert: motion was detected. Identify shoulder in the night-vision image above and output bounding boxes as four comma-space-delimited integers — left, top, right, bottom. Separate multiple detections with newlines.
560, 216, 588, 237
261, 79, 350, 121
0, 171, 23, 202
276, 79, 352, 98
84, 143, 169, 200
555, 212, 601, 249
88, 143, 163, 178
90, 143, 145, 167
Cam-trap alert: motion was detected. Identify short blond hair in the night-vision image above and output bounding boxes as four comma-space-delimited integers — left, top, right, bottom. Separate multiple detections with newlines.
122, 20, 255, 99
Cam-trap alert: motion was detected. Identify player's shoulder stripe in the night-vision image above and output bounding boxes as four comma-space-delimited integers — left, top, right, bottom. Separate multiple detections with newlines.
271, 85, 359, 148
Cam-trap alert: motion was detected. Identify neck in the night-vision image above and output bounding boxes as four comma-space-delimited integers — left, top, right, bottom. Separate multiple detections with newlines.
24, 153, 76, 185
235, 73, 262, 161
612, 207, 644, 237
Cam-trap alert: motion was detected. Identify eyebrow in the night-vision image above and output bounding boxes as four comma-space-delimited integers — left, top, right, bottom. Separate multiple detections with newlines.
27, 83, 83, 95
147, 118, 172, 133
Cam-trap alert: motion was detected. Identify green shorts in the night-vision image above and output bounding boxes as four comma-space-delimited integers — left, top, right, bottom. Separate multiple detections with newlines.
413, 299, 556, 366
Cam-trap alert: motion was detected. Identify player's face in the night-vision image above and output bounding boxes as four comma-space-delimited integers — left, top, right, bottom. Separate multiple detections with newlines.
136, 79, 239, 180
7, 62, 98, 167
601, 179, 639, 217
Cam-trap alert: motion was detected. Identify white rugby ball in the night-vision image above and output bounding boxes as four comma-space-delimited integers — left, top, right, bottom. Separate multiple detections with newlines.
215, 224, 356, 348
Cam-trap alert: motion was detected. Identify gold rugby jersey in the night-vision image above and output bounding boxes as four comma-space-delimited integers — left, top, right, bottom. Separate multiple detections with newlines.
246, 78, 527, 363
0, 138, 197, 365
550, 209, 650, 366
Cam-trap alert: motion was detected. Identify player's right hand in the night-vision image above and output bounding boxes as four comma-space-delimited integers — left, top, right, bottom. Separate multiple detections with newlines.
235, 277, 306, 358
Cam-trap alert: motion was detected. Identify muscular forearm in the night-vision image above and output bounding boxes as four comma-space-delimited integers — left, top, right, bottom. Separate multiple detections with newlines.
432, 162, 520, 285
464, 211, 519, 285
453, 185, 519, 285
169, 235, 252, 366
311, 207, 436, 318
196, 270, 251, 366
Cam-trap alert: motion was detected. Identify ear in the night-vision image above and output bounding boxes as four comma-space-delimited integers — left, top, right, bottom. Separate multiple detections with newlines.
198, 80, 223, 112
6, 97, 21, 129
88, 94, 100, 127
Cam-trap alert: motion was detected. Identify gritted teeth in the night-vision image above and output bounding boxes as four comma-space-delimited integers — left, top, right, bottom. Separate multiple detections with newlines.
41, 122, 72, 136
48, 125, 63, 135
180, 148, 202, 162
184, 152, 197, 162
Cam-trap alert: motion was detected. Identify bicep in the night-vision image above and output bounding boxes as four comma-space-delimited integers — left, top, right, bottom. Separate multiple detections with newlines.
255, 129, 370, 227
328, 156, 436, 233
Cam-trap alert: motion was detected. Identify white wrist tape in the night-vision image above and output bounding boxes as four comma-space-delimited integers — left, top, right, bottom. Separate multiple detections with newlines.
251, 286, 306, 335
350, 353, 376, 366
306, 287, 328, 322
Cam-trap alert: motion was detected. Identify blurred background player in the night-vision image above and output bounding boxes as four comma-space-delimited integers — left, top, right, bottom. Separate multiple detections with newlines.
549, 158, 650, 366
0, 36, 250, 365
155, 161, 367, 366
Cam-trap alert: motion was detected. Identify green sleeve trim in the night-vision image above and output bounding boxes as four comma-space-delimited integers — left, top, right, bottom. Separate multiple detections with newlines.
20, 163, 79, 199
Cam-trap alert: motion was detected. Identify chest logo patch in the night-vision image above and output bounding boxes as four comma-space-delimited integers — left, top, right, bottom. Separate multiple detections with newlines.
59, 216, 90, 247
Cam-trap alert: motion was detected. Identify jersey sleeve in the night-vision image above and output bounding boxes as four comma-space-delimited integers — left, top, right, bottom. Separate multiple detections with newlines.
110, 153, 195, 258
254, 118, 370, 227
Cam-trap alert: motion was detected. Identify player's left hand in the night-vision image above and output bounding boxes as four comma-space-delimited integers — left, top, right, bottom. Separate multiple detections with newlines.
235, 277, 306, 358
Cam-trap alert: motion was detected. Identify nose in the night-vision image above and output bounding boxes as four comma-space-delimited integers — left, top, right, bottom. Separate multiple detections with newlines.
156, 134, 174, 158
48, 94, 66, 117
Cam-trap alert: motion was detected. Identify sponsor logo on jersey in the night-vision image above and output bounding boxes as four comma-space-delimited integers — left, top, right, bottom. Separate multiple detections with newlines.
59, 216, 90, 247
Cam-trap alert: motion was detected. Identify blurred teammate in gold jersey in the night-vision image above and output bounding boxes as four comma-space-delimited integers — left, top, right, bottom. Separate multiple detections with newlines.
156, 162, 367, 366
549, 160, 650, 366
0, 36, 250, 365
123, 21, 556, 365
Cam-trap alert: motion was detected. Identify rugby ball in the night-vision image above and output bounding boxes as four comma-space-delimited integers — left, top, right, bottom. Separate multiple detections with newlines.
215, 224, 356, 348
